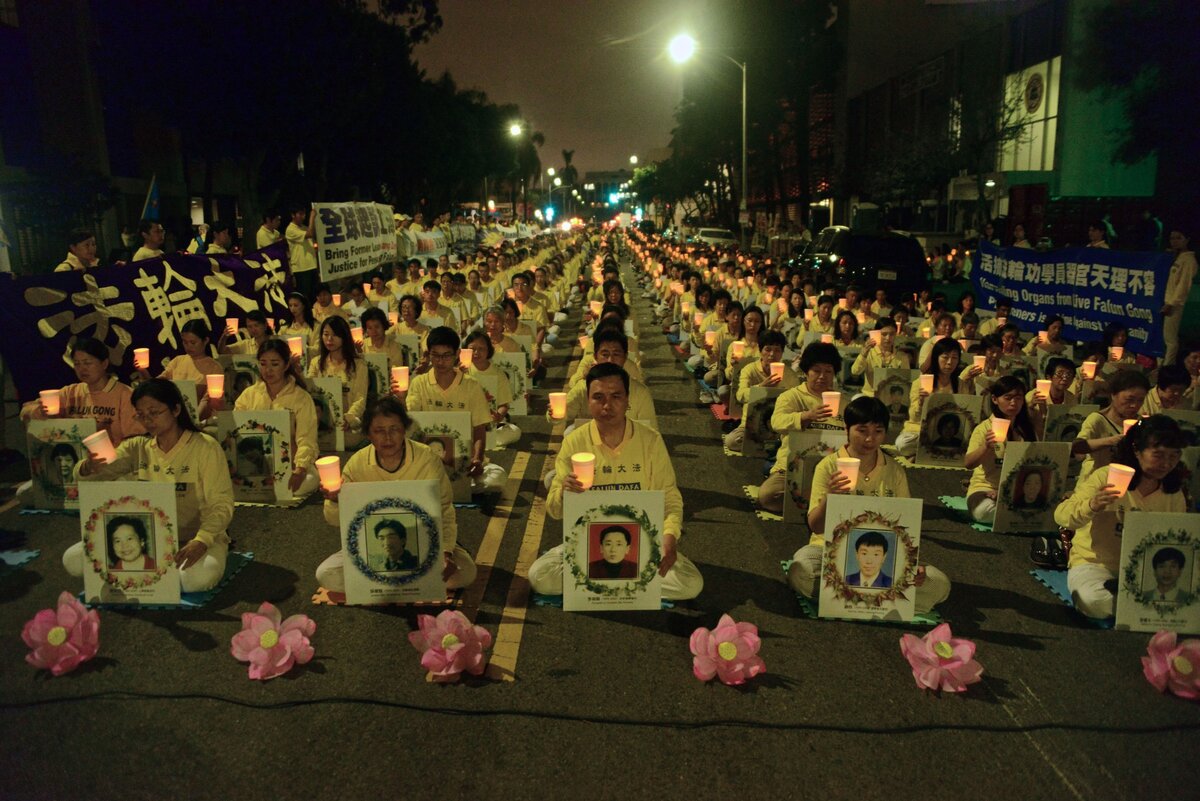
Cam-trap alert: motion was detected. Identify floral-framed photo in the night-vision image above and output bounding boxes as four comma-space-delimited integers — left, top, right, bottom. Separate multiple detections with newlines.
838, 346, 864, 391
78, 481, 180, 605
394, 333, 421, 371
992, 442, 1071, 534
1117, 512, 1200, 634
218, 355, 260, 406
562, 490, 664, 612
819, 495, 922, 622
309, 375, 345, 453
337, 480, 447, 604
916, 394, 981, 468
783, 429, 847, 524
493, 351, 529, 416
407, 411, 473, 503
25, 418, 95, 510
1044, 403, 1098, 444
362, 352, 390, 407
171, 380, 201, 426
874, 368, 918, 443
215, 410, 293, 505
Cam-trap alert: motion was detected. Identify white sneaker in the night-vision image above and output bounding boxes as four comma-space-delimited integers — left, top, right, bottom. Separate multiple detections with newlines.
698, 391, 716, 404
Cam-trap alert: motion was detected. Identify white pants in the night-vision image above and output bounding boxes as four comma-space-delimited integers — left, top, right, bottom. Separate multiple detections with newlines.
63, 538, 229, 594
723, 427, 745, 452
786, 543, 951, 614
294, 466, 319, 498
1067, 562, 1115, 618
553, 312, 567, 323
472, 462, 508, 494
686, 354, 705, 370
548, 325, 561, 337
528, 544, 704, 601
893, 430, 919, 458
315, 545, 477, 593
969, 495, 996, 524
489, 422, 521, 449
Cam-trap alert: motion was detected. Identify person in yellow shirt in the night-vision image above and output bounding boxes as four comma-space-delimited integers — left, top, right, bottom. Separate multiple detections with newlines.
308, 316, 368, 435
963, 376, 1038, 524
418, 280, 459, 330
483, 306, 521, 354
464, 331, 521, 448
850, 318, 910, 397
758, 342, 843, 513
533, 362, 703, 600
977, 299, 1011, 337
312, 285, 349, 325
399, 327, 507, 496
723, 330, 797, 452
1056, 415, 1189, 618
1024, 356, 1077, 437
513, 272, 554, 350
284, 205, 318, 299
1072, 370, 1150, 483
255, 209, 282, 250
219, 310, 271, 356
559, 328, 657, 431
958, 334, 1003, 396
315, 396, 477, 597
799, 295, 836, 348
66, 379, 234, 592
1141, 365, 1190, 416
360, 308, 404, 366
54, 229, 99, 272
132, 219, 164, 262
278, 292, 319, 360
367, 274, 395, 314
1022, 315, 1069, 358
869, 288, 892, 318
788, 396, 950, 613
894, 338, 965, 457
154, 320, 223, 383
1163, 229, 1197, 365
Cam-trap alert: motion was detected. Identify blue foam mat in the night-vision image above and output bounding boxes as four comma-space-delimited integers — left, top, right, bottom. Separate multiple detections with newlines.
531, 592, 675, 610
79, 551, 255, 610
20, 508, 78, 517
0, 549, 39, 576
1029, 568, 1114, 629
938, 495, 993, 532
780, 560, 942, 627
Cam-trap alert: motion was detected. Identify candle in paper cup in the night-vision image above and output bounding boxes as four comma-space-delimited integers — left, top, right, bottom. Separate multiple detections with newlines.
1036, 379, 1052, 398
39, 389, 61, 416
286, 336, 304, 359
869, 330, 882, 346
332, 294, 342, 306
704, 330, 717, 347
1110, 346, 1124, 361
777, 298, 788, 313
548, 392, 567, 420
822, 391, 841, 416
973, 355, 986, 370
770, 362, 785, 381
315, 456, 342, 491
391, 366, 409, 392
571, 452, 596, 490
266, 319, 275, 331
681, 301, 692, 315
920, 327, 931, 338
459, 349, 473, 369
351, 327, 364, 345
820, 333, 833, 344
958, 339, 970, 351
133, 348, 150, 369
737, 278, 745, 288
1038, 330, 1048, 343
225, 317, 238, 336
579, 335, 590, 350
82, 430, 116, 464
693, 312, 704, 329
804, 309, 814, 321
1123, 418, 1137, 435
836, 457, 861, 490
731, 341, 746, 360
1081, 360, 1097, 380
991, 416, 1010, 442
589, 300, 602, 315
205, 374, 225, 399
996, 316, 1007, 328
920, 375, 934, 393
654, 278, 662, 288
388, 311, 399, 326
856, 311, 866, 324
1107, 463, 1136, 497
838, 298, 849, 310
362, 282, 371, 295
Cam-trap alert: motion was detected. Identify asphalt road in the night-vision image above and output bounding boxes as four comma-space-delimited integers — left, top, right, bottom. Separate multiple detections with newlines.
0, 253, 1196, 801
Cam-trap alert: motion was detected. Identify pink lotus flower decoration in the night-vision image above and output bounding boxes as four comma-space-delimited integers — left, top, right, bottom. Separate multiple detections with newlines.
899, 623, 983, 693
1142, 631, 1200, 700
21, 591, 100, 676
690, 614, 765, 686
408, 610, 492, 682
230, 602, 316, 680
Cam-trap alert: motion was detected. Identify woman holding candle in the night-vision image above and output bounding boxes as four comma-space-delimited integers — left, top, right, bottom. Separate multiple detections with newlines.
235, 339, 319, 496
1140, 365, 1191, 416
219, 310, 271, 356
894, 338, 963, 458
1100, 323, 1146, 372
850, 318, 910, 397
367, 274, 395, 313
153, 320, 223, 384
20, 337, 144, 445
799, 295, 836, 346
278, 292, 318, 360
464, 331, 521, 448
958, 335, 1003, 396
315, 396, 476, 597
1073, 370, 1151, 483
1027, 357, 1078, 436
312, 284, 346, 324
788, 396, 950, 611
964, 376, 1038, 523
359, 308, 404, 367
308, 316, 368, 435
726, 306, 766, 382
917, 313, 957, 372
65, 379, 233, 591
833, 310, 859, 347
500, 297, 542, 377
773, 287, 805, 339
1022, 315, 1069, 357
535, 362, 703, 600
483, 306, 521, 355
1056, 415, 1189, 618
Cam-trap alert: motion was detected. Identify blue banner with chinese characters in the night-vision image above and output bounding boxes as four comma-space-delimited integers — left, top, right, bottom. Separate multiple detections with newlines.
0, 243, 292, 402
971, 242, 1173, 356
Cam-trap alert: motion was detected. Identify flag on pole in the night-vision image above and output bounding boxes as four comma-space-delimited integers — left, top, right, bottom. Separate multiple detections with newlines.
140, 174, 160, 221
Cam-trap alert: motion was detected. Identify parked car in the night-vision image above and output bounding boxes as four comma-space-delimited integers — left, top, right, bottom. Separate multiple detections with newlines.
799, 226, 926, 299
694, 227, 739, 247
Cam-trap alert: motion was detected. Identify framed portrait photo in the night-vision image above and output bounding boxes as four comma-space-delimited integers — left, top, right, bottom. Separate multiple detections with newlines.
362, 352, 390, 407
1116, 512, 1200, 634
219, 355, 260, 406
338, 480, 447, 604
78, 481, 180, 605
309, 376, 345, 453
407, 411, 473, 503
562, 490, 664, 612
873, 368, 918, 443
215, 410, 293, 504
992, 442, 1071, 534
25, 418, 95, 510
916, 394, 981, 468
819, 495, 923, 622
492, 351, 529, 416
1044, 403, 1098, 444
394, 333, 422, 371
783, 429, 848, 524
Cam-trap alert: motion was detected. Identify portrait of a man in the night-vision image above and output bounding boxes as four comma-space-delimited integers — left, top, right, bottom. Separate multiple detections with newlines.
844, 530, 894, 589
370, 518, 419, 573
1141, 547, 1193, 605
588, 524, 639, 580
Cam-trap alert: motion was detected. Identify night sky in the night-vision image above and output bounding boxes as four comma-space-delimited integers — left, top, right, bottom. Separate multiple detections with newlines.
414, 0, 699, 175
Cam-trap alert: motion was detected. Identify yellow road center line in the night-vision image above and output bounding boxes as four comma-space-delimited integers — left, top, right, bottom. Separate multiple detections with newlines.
458, 450, 529, 623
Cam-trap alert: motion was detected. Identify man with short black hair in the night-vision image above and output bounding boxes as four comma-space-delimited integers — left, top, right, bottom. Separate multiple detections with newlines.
256, 209, 282, 249
55, 230, 99, 272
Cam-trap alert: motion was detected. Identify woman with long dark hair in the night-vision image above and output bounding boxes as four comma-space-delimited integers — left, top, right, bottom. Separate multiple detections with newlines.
964, 375, 1038, 524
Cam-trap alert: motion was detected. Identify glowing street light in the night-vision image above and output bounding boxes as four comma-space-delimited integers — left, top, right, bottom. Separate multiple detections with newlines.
547, 167, 556, 177
553, 176, 562, 187
630, 155, 638, 165
508, 122, 522, 137
668, 33, 697, 64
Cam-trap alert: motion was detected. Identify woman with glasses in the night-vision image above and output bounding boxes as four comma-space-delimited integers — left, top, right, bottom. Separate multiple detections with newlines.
64, 379, 233, 592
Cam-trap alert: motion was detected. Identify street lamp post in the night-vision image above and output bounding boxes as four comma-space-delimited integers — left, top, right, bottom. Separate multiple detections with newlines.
668, 34, 748, 229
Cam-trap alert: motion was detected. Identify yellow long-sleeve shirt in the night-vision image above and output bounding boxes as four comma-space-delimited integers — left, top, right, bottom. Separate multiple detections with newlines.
1076, 411, 1123, 483
1055, 468, 1187, 571
234, 377, 319, 471
547, 420, 684, 541
322, 441, 458, 551
807, 446, 909, 545
468, 362, 515, 410
307, 356, 368, 427
851, 348, 910, 396
769, 382, 843, 474
160, 354, 224, 382
965, 419, 1014, 498
76, 430, 233, 548
256, 225, 282, 249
